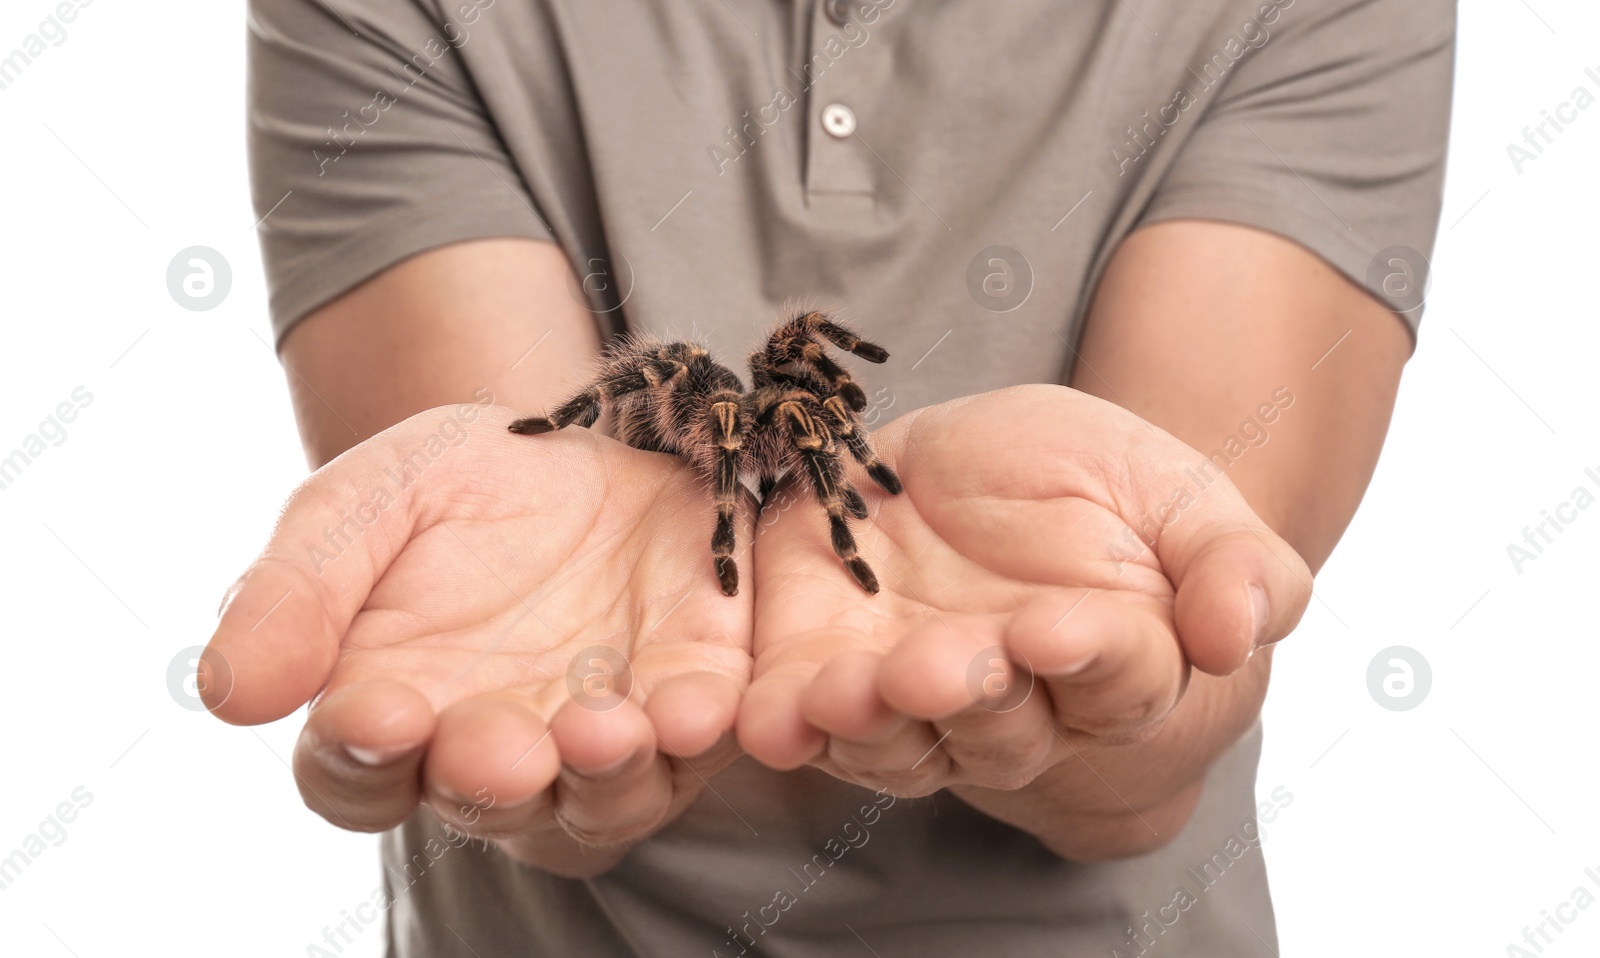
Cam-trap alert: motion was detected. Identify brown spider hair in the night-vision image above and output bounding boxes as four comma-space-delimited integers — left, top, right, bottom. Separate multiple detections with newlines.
509, 310, 901, 596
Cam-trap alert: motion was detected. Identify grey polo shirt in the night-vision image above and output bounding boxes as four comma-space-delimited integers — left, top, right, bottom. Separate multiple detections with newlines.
247, 0, 1455, 954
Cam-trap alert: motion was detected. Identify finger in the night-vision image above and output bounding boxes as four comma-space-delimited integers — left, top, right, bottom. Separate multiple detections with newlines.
799, 650, 899, 742
422, 694, 563, 838
291, 680, 435, 832
737, 667, 828, 771
647, 671, 743, 759
819, 718, 947, 797
647, 673, 748, 809
801, 650, 954, 794
203, 405, 504, 726
874, 616, 1057, 789
805, 663, 945, 795
1005, 592, 1188, 744
1157, 519, 1312, 675
548, 698, 672, 845
875, 613, 1029, 720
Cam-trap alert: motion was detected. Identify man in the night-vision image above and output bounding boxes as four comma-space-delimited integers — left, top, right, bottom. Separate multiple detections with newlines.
204, 0, 1454, 953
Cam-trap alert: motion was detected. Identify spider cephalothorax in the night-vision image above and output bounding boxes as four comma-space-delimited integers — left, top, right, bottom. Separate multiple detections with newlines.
508, 310, 902, 596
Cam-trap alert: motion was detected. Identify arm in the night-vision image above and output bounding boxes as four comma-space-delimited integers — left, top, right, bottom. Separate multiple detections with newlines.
947, 219, 1411, 860
238, 0, 753, 879
270, 238, 664, 878
278, 238, 600, 467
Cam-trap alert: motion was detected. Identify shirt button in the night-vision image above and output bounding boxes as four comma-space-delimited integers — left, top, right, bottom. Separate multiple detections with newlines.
821, 103, 857, 138
824, 0, 851, 26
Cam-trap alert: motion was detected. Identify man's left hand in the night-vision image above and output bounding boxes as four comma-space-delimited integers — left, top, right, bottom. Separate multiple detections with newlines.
738, 384, 1310, 803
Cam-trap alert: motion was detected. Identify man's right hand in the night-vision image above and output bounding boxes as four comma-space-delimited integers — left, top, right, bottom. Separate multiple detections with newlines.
202, 402, 755, 877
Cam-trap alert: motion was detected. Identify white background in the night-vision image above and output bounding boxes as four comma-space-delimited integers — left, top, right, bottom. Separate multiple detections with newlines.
1, 1, 1596, 956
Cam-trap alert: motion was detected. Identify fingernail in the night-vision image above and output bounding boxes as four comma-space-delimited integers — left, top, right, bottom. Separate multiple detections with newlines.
567, 746, 651, 782
346, 742, 420, 766
1248, 582, 1270, 647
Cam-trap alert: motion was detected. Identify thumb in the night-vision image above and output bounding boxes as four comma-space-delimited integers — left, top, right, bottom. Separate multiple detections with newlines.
1154, 493, 1312, 677
200, 404, 486, 725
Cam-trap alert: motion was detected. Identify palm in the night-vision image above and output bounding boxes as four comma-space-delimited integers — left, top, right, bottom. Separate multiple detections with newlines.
325, 416, 754, 721
207, 405, 756, 869
742, 384, 1301, 787
753, 387, 1175, 651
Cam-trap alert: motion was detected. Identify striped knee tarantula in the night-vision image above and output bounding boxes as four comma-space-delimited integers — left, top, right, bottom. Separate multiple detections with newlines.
508, 310, 902, 596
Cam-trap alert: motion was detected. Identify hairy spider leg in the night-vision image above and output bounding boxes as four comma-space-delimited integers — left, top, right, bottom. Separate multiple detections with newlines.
787, 344, 869, 411
708, 398, 745, 596
752, 375, 870, 519
776, 310, 891, 363
747, 367, 884, 512
508, 359, 685, 434
819, 395, 903, 496
759, 311, 891, 411
755, 337, 866, 412
775, 397, 880, 594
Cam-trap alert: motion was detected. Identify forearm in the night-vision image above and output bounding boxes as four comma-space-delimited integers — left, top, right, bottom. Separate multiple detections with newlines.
1069, 221, 1411, 571
277, 238, 630, 874
954, 220, 1411, 858
277, 238, 601, 468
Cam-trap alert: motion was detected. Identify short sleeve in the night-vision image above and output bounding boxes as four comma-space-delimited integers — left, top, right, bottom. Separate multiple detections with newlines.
1136, 0, 1456, 333
247, 0, 554, 346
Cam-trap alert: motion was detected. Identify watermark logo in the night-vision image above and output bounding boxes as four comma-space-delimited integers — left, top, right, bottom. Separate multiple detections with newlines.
712, 788, 897, 956
307, 394, 493, 576
1110, 0, 1296, 176
168, 645, 233, 712
1506, 466, 1600, 574
311, 0, 501, 177
1503, 866, 1600, 957
0, 386, 93, 493
0, 0, 94, 94
964, 646, 1034, 713
1366, 645, 1431, 711
1112, 785, 1293, 956
565, 250, 634, 313
966, 245, 1033, 313
1365, 245, 1430, 314
1108, 387, 1295, 573
1505, 68, 1600, 174
706, 0, 898, 175
0, 786, 94, 893
166, 246, 231, 311
565, 646, 633, 711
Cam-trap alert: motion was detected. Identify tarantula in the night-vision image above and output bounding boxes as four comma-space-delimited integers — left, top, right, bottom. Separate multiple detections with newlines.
507, 310, 902, 596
